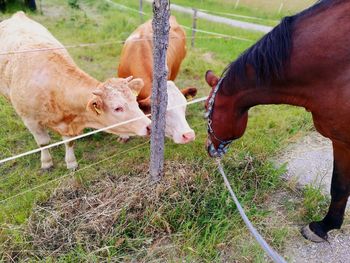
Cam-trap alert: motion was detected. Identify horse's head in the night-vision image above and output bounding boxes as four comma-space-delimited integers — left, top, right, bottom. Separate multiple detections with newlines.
205, 70, 248, 158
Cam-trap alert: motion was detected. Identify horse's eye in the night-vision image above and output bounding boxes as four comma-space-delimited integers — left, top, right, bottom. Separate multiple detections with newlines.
115, 107, 124, 112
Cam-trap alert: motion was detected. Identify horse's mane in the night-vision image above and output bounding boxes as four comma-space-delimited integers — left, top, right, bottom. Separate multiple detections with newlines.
222, 0, 339, 90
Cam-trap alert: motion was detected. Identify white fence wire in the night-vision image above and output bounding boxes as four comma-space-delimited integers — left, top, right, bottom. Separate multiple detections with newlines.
0, 97, 207, 165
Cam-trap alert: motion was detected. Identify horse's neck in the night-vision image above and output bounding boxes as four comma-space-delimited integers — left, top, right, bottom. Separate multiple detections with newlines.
234, 84, 312, 111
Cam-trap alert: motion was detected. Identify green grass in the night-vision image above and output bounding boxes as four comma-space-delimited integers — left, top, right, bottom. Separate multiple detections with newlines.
0, 0, 322, 261
170, 0, 316, 25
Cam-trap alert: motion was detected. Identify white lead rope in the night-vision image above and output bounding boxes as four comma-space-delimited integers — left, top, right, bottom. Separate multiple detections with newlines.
216, 159, 287, 263
0, 97, 207, 166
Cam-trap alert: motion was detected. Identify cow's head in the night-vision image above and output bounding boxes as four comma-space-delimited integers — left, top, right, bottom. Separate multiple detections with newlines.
87, 77, 151, 136
139, 81, 197, 144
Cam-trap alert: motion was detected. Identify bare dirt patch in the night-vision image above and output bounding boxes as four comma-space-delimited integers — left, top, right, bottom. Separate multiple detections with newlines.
275, 132, 333, 195
202, 52, 216, 63
284, 221, 350, 263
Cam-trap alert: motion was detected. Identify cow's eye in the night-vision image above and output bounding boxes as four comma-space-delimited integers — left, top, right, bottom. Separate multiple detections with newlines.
115, 107, 124, 112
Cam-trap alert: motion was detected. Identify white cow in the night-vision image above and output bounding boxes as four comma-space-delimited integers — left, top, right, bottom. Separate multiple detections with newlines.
0, 12, 151, 170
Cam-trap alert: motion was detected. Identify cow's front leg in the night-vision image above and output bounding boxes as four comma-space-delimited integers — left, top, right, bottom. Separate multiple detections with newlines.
302, 141, 350, 242
63, 136, 78, 171
23, 119, 53, 170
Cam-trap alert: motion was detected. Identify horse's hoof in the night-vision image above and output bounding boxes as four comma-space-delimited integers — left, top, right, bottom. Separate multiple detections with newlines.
301, 224, 328, 243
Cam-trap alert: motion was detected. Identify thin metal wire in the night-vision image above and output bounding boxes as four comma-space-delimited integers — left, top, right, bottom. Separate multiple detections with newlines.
180, 25, 254, 42
196, 8, 279, 24
104, 1, 256, 42
0, 140, 150, 204
0, 97, 207, 166
0, 34, 249, 57
0, 113, 209, 204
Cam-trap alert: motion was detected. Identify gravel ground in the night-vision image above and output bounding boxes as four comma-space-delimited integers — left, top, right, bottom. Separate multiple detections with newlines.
274, 132, 350, 262
275, 132, 333, 195
284, 224, 350, 263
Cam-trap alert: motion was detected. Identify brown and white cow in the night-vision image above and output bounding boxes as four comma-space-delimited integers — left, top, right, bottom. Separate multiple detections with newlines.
118, 16, 197, 144
0, 12, 151, 170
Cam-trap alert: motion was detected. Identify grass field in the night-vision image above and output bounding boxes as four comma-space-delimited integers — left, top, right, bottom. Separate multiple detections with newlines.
168, 0, 317, 27
0, 0, 327, 261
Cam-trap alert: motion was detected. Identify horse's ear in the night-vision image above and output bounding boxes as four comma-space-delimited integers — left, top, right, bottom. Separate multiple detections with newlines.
205, 70, 219, 88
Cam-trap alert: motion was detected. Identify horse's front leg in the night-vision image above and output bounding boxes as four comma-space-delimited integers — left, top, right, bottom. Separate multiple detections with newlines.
302, 141, 350, 242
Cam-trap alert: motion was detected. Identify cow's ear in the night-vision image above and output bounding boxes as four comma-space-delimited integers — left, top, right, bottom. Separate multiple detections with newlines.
205, 70, 219, 88
138, 97, 151, 114
87, 92, 104, 115
128, 78, 144, 96
181, 87, 197, 100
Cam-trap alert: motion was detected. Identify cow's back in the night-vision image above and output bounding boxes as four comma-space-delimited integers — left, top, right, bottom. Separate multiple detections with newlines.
0, 12, 74, 99
118, 20, 153, 100
167, 16, 186, 80
118, 16, 186, 101
0, 12, 62, 51
0, 12, 94, 127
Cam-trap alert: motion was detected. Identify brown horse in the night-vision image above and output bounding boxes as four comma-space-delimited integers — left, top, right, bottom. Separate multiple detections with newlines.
205, 0, 350, 242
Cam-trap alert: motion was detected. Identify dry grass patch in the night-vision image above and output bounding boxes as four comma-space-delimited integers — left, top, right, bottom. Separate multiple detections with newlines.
4, 161, 211, 260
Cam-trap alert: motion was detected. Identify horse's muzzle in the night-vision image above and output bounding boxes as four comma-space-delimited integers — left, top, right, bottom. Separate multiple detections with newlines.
206, 137, 230, 158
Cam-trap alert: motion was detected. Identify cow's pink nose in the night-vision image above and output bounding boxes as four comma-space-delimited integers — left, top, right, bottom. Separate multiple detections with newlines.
182, 131, 195, 143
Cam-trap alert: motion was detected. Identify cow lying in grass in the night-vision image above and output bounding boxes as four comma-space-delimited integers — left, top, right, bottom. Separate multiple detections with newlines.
118, 16, 197, 144
0, 12, 151, 170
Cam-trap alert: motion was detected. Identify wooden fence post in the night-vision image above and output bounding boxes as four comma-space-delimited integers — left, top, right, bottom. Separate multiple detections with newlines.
150, 0, 170, 183
278, 2, 284, 14
191, 8, 198, 48
234, 0, 240, 9
39, 0, 43, 14
139, 0, 143, 22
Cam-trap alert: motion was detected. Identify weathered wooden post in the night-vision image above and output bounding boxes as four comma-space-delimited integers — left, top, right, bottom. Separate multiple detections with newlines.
139, 0, 144, 22
191, 8, 198, 48
150, 0, 170, 182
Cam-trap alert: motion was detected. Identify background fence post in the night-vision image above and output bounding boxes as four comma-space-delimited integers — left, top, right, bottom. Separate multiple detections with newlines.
39, 0, 43, 14
278, 2, 284, 14
139, 0, 143, 22
150, 0, 170, 183
191, 8, 198, 48
234, 0, 240, 9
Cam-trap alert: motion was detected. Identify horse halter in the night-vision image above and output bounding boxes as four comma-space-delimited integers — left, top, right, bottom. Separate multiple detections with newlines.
207, 78, 234, 158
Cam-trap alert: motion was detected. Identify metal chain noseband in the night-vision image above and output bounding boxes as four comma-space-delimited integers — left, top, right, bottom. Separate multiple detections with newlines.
207, 78, 234, 158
